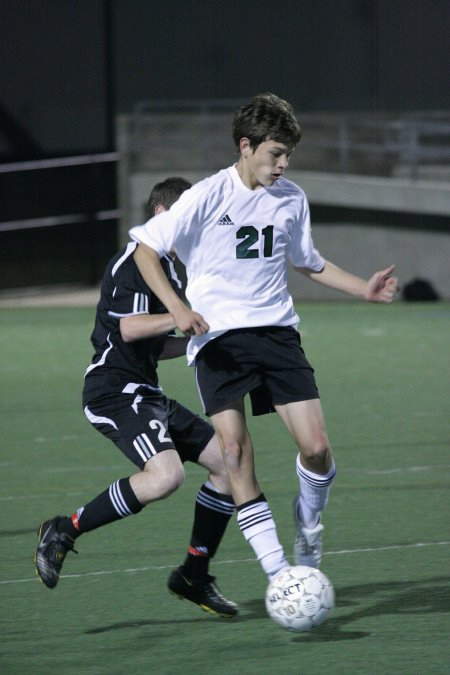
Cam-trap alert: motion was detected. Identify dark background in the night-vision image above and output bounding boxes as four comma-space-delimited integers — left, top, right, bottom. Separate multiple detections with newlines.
1, 0, 448, 289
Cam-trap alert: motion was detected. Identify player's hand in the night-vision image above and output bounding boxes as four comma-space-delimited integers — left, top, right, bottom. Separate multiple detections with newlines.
172, 305, 210, 336
364, 265, 400, 303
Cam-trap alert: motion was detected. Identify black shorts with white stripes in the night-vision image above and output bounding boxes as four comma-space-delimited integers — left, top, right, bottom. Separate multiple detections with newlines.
195, 326, 319, 416
84, 390, 214, 470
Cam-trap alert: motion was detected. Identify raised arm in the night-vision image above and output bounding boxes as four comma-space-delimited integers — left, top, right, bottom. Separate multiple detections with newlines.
296, 260, 399, 303
133, 243, 210, 335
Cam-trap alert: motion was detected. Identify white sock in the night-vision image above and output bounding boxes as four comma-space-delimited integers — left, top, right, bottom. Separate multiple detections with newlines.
295, 456, 336, 529
237, 498, 289, 578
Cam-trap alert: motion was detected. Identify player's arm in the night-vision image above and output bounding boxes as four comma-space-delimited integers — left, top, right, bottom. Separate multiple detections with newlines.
120, 313, 176, 343
295, 260, 399, 303
120, 313, 188, 356
133, 243, 209, 336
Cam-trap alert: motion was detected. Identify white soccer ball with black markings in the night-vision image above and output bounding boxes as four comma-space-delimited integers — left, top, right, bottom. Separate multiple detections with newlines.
265, 565, 335, 632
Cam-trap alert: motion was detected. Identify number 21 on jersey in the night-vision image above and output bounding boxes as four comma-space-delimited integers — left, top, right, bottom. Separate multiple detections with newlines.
236, 225, 274, 259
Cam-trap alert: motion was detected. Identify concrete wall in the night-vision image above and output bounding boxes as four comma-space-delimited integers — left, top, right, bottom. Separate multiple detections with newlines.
288, 224, 449, 300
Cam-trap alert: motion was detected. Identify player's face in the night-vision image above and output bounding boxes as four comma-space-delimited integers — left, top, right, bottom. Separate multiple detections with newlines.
238, 139, 292, 189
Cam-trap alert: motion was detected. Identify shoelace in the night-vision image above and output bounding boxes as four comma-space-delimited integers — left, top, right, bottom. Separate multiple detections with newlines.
203, 580, 235, 606
50, 535, 78, 558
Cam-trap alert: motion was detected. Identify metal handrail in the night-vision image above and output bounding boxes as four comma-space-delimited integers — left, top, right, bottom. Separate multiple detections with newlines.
0, 151, 119, 173
128, 104, 450, 180
0, 152, 120, 232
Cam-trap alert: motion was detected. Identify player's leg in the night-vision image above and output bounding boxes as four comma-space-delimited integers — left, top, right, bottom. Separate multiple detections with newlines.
196, 432, 231, 495
210, 400, 259, 503
210, 400, 289, 579
195, 332, 289, 579
34, 394, 183, 589
129, 448, 184, 503
276, 398, 336, 567
256, 326, 336, 568
181, 434, 235, 577
163, 399, 237, 617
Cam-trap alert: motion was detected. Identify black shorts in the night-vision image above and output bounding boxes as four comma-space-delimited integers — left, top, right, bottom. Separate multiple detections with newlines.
84, 390, 214, 470
195, 326, 319, 416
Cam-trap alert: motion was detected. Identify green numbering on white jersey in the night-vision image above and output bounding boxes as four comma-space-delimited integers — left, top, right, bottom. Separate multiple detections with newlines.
236, 225, 274, 259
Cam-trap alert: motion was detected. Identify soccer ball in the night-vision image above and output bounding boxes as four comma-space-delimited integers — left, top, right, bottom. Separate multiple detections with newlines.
265, 565, 335, 632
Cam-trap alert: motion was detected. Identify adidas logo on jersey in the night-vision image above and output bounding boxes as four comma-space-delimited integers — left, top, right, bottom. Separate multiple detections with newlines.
217, 214, 234, 226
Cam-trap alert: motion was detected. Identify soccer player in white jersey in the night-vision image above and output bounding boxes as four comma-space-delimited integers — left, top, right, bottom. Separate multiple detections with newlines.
129, 93, 399, 579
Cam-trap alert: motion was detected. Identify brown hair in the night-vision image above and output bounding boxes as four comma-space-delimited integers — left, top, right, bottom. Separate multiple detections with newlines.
232, 93, 302, 151
146, 176, 192, 216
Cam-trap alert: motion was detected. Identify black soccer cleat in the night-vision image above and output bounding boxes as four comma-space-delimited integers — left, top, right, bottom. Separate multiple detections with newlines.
168, 567, 238, 618
34, 516, 77, 588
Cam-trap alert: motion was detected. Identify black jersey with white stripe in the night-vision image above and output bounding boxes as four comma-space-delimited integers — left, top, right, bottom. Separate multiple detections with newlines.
82, 241, 182, 404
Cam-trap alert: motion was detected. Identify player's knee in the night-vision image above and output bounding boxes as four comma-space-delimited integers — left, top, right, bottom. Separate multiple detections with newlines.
207, 456, 229, 483
301, 442, 331, 470
159, 465, 185, 497
222, 441, 244, 472
139, 461, 185, 503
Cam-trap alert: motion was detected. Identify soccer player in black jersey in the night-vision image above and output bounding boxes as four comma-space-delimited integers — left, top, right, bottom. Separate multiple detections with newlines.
34, 177, 237, 618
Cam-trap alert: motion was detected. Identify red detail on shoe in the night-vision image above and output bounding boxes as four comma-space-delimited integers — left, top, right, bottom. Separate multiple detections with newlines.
188, 545, 208, 557
71, 513, 80, 530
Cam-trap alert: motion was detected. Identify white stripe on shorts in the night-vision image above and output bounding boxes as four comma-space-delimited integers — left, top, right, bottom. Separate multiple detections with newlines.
84, 405, 118, 430
133, 433, 157, 463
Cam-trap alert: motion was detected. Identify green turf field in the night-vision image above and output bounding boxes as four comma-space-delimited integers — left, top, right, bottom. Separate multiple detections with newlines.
1, 302, 449, 674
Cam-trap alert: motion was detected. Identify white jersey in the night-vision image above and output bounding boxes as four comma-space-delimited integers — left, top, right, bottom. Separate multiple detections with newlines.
129, 164, 324, 364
